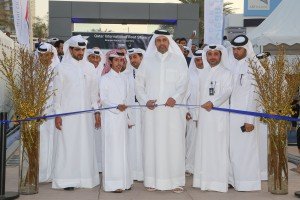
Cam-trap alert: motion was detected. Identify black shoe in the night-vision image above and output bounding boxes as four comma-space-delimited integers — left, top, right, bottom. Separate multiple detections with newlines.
228, 184, 234, 189
64, 187, 75, 191
295, 191, 300, 198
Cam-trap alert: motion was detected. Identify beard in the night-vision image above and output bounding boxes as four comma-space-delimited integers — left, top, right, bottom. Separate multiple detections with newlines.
157, 45, 168, 54
74, 54, 84, 61
208, 59, 221, 67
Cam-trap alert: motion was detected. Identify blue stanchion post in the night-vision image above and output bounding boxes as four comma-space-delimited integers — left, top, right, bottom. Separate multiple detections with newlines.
0, 112, 19, 200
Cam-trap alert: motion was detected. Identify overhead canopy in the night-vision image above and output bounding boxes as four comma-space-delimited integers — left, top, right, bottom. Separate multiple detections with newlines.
248, 0, 300, 46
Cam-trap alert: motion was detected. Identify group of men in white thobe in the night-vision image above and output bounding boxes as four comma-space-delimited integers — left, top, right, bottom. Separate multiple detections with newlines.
37, 35, 146, 192
37, 30, 267, 194
186, 35, 265, 193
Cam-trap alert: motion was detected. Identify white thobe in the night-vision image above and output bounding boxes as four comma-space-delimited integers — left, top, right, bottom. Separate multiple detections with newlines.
95, 63, 104, 77
193, 65, 233, 193
100, 70, 133, 192
52, 58, 100, 189
39, 64, 56, 183
94, 64, 104, 173
258, 120, 268, 181
135, 51, 188, 190
185, 67, 204, 174
127, 67, 144, 181
228, 58, 261, 191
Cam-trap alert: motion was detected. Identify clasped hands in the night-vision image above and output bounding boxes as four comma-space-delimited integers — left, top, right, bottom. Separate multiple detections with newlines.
146, 97, 176, 110
201, 101, 213, 112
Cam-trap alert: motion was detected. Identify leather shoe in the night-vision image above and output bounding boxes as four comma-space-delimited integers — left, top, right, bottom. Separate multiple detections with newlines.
64, 187, 75, 191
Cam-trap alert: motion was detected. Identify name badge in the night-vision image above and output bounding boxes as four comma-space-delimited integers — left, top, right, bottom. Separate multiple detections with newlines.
209, 81, 216, 96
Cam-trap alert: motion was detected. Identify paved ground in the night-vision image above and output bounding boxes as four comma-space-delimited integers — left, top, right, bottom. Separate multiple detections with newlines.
4, 147, 300, 200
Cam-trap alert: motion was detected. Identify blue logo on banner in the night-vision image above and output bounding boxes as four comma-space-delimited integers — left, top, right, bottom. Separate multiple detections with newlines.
244, 0, 282, 17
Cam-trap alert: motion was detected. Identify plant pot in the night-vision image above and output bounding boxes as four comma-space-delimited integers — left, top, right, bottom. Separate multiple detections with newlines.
19, 121, 40, 195
267, 121, 288, 195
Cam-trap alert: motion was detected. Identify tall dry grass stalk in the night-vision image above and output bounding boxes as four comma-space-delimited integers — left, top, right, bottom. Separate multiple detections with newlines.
250, 46, 300, 194
0, 46, 54, 194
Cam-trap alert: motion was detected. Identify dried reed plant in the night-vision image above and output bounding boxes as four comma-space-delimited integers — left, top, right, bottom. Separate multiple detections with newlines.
0, 45, 55, 193
250, 46, 300, 194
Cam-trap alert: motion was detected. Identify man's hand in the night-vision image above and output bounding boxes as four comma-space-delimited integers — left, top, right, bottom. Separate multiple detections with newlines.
201, 101, 213, 112
95, 113, 101, 129
186, 112, 192, 121
165, 97, 176, 107
117, 104, 127, 112
55, 117, 62, 130
146, 100, 157, 110
244, 123, 254, 132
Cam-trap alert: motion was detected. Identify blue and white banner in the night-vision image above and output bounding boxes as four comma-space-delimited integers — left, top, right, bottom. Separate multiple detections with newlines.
12, 0, 30, 48
204, 0, 224, 45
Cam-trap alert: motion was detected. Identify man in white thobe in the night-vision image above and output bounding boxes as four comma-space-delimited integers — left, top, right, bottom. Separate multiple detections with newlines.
100, 50, 133, 192
127, 48, 145, 181
185, 50, 204, 176
135, 30, 188, 193
228, 35, 262, 191
37, 43, 60, 183
52, 35, 100, 190
86, 47, 105, 77
86, 48, 106, 173
193, 45, 233, 193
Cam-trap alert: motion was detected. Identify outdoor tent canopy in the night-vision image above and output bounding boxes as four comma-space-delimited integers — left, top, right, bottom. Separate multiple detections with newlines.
248, 0, 300, 46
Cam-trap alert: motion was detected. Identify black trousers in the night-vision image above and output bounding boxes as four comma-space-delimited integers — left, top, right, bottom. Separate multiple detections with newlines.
297, 127, 300, 149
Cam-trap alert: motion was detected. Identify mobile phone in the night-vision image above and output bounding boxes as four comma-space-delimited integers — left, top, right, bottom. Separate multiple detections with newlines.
240, 125, 246, 132
193, 30, 197, 36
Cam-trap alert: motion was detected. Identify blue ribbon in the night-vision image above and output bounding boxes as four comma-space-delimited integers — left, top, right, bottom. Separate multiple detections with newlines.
0, 104, 299, 124
211, 107, 298, 122
176, 104, 299, 122
0, 106, 118, 124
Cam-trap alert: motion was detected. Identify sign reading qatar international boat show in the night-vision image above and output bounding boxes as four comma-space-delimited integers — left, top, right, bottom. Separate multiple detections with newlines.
73, 32, 152, 51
